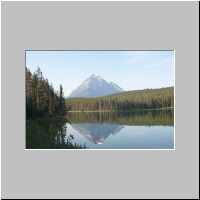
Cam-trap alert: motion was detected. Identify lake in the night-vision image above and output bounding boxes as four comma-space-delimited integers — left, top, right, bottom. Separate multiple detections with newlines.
26, 109, 174, 149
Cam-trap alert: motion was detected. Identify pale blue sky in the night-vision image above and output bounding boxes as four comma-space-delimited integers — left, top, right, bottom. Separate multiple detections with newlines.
26, 51, 174, 97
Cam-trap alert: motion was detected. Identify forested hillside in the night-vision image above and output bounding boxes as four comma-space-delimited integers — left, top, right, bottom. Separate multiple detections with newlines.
65, 87, 174, 112
26, 67, 65, 118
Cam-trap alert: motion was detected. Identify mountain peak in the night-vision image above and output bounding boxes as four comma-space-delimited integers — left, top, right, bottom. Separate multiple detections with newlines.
90, 73, 97, 77
89, 74, 102, 80
90, 74, 96, 78
69, 75, 124, 98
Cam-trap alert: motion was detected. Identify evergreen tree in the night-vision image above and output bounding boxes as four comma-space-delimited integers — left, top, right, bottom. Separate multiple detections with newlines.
26, 67, 66, 118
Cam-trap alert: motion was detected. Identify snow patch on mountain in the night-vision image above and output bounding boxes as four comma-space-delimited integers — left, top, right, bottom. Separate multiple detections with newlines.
69, 74, 124, 98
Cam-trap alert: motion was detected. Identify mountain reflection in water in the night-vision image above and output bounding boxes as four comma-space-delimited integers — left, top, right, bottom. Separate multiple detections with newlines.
66, 110, 174, 149
26, 109, 174, 149
71, 123, 124, 144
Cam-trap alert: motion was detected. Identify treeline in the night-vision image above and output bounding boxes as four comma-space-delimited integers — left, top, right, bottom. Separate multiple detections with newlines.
65, 87, 174, 112
26, 67, 65, 118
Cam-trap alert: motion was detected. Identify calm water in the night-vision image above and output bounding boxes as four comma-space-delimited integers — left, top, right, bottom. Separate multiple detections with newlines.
26, 110, 174, 149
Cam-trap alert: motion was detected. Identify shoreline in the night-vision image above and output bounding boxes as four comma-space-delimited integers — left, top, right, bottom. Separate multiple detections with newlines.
67, 107, 174, 113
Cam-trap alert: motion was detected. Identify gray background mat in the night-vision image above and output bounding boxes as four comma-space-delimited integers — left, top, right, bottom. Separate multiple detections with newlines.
1, 1, 199, 199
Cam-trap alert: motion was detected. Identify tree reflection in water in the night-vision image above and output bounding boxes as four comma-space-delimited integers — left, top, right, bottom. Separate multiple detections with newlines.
26, 109, 174, 149
66, 109, 174, 146
67, 109, 174, 126
26, 117, 85, 149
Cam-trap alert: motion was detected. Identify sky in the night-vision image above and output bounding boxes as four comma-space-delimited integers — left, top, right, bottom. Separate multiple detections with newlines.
26, 50, 174, 97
